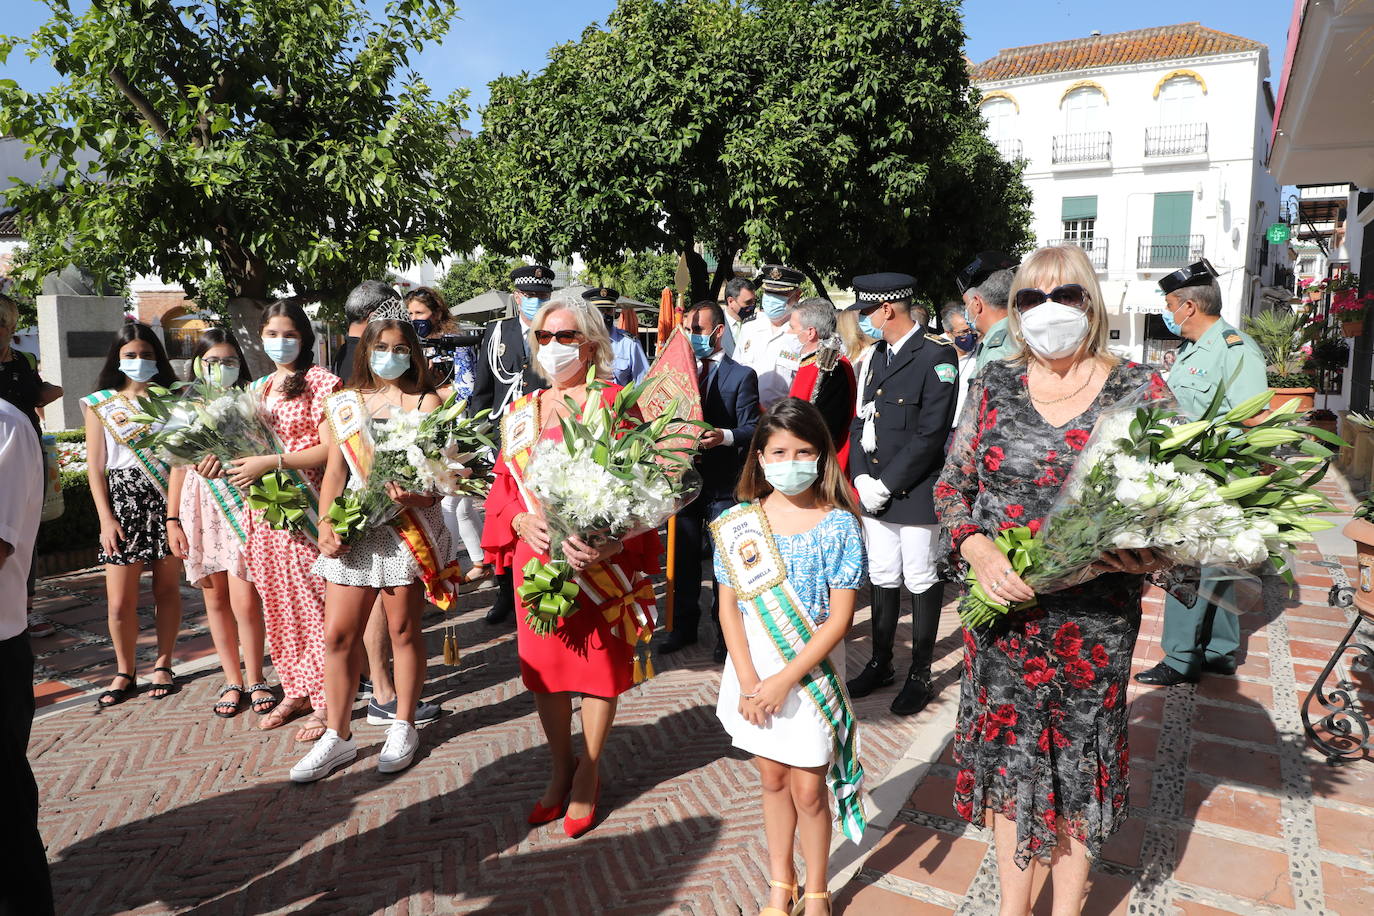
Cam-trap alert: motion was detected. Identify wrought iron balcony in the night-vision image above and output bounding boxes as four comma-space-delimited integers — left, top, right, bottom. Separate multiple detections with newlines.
1051, 131, 1112, 164
1047, 237, 1108, 271
994, 138, 1024, 161
1145, 123, 1208, 157
1137, 235, 1205, 269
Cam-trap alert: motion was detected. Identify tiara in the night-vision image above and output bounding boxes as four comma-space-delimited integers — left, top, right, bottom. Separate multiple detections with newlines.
368, 297, 411, 323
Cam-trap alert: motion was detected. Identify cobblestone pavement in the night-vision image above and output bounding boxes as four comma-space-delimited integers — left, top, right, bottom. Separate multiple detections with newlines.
27, 476, 1374, 914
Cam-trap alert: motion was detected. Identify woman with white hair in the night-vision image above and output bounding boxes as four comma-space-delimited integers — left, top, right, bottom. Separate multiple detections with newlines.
480, 300, 662, 839
934, 245, 1172, 915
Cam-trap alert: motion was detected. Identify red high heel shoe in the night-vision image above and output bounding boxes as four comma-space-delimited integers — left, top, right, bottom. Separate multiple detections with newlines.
563, 774, 601, 839
528, 758, 578, 825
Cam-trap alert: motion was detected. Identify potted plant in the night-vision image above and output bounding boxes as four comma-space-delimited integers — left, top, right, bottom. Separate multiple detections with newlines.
1328, 273, 1372, 336
1302, 277, 1328, 302
1305, 408, 1340, 436
1308, 333, 1351, 372
1245, 309, 1318, 413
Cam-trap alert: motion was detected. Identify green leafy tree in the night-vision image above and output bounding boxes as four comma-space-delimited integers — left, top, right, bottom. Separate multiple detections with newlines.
471, 0, 1031, 303
581, 251, 677, 306
436, 252, 525, 306
0, 0, 477, 334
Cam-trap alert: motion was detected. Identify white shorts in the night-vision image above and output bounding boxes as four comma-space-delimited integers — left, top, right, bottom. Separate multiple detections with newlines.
861, 518, 939, 593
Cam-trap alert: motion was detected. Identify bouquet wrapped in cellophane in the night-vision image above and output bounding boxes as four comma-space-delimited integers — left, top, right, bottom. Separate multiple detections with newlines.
130, 380, 274, 466
327, 394, 495, 544
518, 375, 704, 637
961, 386, 1344, 628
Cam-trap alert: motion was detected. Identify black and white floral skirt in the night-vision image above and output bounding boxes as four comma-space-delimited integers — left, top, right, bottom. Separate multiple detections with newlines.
99, 468, 172, 566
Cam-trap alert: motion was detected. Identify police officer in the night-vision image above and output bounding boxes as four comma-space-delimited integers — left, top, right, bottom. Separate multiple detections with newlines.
581, 287, 649, 385
734, 265, 803, 408
471, 264, 554, 625
846, 273, 960, 715
1136, 259, 1267, 686
957, 251, 1020, 373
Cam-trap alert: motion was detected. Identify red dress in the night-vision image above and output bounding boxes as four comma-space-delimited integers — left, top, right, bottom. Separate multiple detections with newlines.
481, 386, 662, 698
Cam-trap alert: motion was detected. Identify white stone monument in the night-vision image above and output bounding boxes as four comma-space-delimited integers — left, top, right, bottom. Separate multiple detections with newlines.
37, 294, 127, 431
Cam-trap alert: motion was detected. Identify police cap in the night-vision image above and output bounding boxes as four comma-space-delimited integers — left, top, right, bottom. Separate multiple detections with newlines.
1158, 259, 1219, 295
846, 272, 917, 311
511, 265, 554, 294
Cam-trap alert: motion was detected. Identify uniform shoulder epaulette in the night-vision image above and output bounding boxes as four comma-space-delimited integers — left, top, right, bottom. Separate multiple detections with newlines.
1222, 330, 1245, 348
926, 333, 953, 346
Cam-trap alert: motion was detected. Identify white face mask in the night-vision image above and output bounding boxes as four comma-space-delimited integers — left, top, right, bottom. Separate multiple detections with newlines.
1019, 303, 1090, 360
536, 340, 584, 383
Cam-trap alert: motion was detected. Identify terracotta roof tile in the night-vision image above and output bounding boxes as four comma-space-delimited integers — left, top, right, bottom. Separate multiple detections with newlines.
0, 209, 17, 239
971, 22, 1264, 83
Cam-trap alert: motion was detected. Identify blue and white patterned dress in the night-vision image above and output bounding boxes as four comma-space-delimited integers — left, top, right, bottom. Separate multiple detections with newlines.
714, 506, 866, 767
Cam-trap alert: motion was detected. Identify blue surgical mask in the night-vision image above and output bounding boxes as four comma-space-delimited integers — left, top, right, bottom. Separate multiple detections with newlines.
1161, 303, 1183, 336
262, 336, 301, 366
119, 358, 158, 383
689, 332, 716, 359
761, 292, 790, 320
411, 318, 434, 338
370, 350, 410, 380
520, 295, 544, 321
762, 458, 820, 496
858, 311, 885, 341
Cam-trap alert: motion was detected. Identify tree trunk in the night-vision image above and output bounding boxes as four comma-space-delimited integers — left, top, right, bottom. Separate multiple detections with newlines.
683, 248, 712, 305
799, 263, 830, 301
226, 297, 274, 377
708, 243, 736, 300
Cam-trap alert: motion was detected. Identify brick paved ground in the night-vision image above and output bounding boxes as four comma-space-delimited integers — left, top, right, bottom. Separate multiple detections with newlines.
27, 476, 1374, 914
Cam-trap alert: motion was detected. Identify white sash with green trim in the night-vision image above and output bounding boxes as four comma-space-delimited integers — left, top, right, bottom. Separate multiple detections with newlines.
82, 390, 170, 496
710, 501, 868, 842
202, 474, 248, 543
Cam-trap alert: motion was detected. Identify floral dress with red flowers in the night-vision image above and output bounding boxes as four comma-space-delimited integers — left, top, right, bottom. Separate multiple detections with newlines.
933, 359, 1169, 868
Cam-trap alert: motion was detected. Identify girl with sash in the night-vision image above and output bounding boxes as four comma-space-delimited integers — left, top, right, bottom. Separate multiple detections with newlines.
480, 300, 660, 839
289, 309, 455, 782
710, 398, 868, 916
226, 302, 341, 741
164, 329, 275, 720
83, 322, 184, 707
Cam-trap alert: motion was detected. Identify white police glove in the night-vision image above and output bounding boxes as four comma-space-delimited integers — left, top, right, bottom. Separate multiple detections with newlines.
854, 475, 891, 513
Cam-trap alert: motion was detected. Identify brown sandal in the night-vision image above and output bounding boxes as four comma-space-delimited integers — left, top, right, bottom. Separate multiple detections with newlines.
258, 696, 307, 731
294, 712, 328, 743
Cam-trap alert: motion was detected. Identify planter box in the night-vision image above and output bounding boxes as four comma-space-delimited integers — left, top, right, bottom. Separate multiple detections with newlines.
1341, 319, 1364, 337
1353, 428, 1374, 481
33, 547, 101, 578
1269, 387, 1316, 415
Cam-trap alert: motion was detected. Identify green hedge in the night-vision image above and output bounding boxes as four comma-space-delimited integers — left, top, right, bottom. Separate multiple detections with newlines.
36, 470, 100, 555
54, 429, 86, 443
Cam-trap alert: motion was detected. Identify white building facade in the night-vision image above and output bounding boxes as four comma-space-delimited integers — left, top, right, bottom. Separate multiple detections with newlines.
972, 23, 1290, 364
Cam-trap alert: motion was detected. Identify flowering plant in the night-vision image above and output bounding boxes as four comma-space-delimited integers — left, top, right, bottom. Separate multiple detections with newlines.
327, 394, 495, 544
1330, 289, 1374, 319
960, 386, 1344, 628
518, 373, 703, 636
130, 380, 274, 466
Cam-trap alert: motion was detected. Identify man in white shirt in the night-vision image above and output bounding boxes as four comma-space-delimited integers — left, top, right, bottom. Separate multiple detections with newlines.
939, 301, 979, 427
719, 277, 757, 357
0, 397, 52, 915
733, 265, 803, 409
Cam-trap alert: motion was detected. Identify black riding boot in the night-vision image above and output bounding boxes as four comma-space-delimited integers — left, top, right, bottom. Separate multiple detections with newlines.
485, 570, 515, 625
846, 587, 901, 697
890, 586, 943, 715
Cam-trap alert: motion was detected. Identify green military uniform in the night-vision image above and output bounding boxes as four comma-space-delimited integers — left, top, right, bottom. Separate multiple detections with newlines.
1160, 315, 1267, 677
973, 316, 1016, 372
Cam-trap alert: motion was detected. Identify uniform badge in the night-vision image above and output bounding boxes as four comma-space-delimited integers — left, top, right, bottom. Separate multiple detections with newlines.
934, 364, 958, 384
1222, 331, 1244, 348
496, 342, 506, 357
769, 267, 781, 280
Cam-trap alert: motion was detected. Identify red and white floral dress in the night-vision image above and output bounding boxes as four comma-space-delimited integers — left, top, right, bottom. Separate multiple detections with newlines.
244, 366, 341, 710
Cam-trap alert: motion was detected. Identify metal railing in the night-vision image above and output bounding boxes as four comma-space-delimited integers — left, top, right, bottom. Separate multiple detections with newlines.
1051, 131, 1112, 164
1145, 123, 1208, 157
1047, 237, 1108, 270
1136, 235, 1205, 269
994, 138, 1024, 161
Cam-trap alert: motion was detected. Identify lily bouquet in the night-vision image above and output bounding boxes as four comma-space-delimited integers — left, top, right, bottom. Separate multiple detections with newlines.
130, 381, 273, 467
327, 394, 496, 544
961, 386, 1344, 628
518, 376, 703, 637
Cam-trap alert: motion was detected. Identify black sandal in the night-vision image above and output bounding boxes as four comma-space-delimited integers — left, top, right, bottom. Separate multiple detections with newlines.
247, 683, 280, 715
148, 666, 178, 700
214, 684, 245, 718
97, 672, 136, 708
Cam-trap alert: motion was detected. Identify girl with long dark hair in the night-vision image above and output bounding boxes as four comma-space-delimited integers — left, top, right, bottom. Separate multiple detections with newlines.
226, 301, 341, 741
83, 322, 183, 707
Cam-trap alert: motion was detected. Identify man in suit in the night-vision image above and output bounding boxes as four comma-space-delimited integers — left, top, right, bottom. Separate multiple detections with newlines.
581, 287, 650, 385
471, 264, 554, 625
659, 301, 760, 661
846, 273, 959, 716
720, 277, 757, 357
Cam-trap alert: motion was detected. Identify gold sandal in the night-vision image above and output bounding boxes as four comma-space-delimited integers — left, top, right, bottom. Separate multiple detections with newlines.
759, 878, 798, 916
792, 891, 830, 916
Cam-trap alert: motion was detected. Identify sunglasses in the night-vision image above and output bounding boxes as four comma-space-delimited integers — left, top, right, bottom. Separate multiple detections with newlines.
533, 329, 586, 346
1012, 284, 1090, 313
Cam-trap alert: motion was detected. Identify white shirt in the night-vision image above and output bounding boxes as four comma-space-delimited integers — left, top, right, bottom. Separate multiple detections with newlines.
698, 349, 735, 447
733, 315, 800, 409
0, 400, 42, 640
101, 423, 141, 471
952, 351, 976, 428
721, 310, 746, 357
884, 322, 924, 361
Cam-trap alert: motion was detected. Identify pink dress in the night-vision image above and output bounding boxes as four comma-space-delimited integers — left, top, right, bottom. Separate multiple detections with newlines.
178, 469, 250, 586
244, 366, 341, 709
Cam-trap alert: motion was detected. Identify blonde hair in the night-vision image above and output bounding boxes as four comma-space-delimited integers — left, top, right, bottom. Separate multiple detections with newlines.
529, 300, 615, 385
1005, 245, 1115, 366
836, 309, 874, 362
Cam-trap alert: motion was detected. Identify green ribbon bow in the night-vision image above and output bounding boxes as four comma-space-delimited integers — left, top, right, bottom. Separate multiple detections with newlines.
960, 525, 1041, 629
247, 470, 310, 534
517, 557, 581, 637
326, 493, 369, 544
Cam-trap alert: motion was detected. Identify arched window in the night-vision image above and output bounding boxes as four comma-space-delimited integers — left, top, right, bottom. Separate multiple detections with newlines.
1157, 75, 1202, 124
1062, 86, 1105, 134
980, 97, 1015, 141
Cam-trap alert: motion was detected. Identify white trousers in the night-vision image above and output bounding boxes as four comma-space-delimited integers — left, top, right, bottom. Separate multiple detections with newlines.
861, 517, 940, 592
440, 495, 485, 565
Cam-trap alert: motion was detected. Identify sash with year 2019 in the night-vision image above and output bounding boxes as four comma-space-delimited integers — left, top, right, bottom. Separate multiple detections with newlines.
709, 501, 868, 842
82, 390, 170, 496
324, 389, 462, 610
501, 390, 658, 679
249, 375, 322, 542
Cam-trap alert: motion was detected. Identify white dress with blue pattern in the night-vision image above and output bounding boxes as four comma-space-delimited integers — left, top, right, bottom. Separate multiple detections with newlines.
714, 507, 867, 767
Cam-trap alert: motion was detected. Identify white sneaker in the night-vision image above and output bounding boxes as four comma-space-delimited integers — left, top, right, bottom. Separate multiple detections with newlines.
289, 729, 357, 783
377, 720, 419, 774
